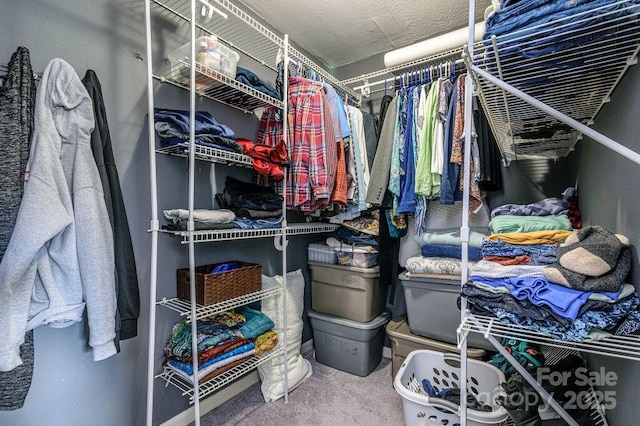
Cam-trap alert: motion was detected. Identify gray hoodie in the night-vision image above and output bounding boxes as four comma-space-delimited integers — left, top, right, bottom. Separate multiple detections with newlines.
0, 58, 116, 371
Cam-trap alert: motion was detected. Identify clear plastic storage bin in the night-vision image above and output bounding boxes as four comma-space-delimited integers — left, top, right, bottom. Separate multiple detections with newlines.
168, 35, 239, 80
334, 246, 378, 268
307, 243, 337, 265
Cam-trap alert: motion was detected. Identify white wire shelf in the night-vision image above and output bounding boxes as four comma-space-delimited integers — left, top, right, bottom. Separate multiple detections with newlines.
160, 222, 339, 244
157, 343, 284, 404
206, 0, 358, 100
151, 0, 357, 102
158, 285, 282, 320
156, 142, 253, 167
152, 0, 282, 72
461, 312, 640, 362
286, 222, 340, 236
469, 0, 640, 162
154, 61, 283, 113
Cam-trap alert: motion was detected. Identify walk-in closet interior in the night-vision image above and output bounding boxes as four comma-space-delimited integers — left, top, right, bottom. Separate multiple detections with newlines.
2, 1, 640, 425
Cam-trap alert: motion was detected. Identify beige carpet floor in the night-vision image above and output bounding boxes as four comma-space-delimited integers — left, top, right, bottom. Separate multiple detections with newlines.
199, 350, 405, 426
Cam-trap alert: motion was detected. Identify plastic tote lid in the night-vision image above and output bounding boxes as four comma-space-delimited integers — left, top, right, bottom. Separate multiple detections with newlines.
307, 309, 390, 330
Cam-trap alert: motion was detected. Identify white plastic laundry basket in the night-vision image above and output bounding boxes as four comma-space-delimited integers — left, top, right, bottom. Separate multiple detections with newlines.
394, 350, 509, 426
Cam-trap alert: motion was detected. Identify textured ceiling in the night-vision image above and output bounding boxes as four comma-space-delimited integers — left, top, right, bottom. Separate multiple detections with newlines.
238, 0, 492, 69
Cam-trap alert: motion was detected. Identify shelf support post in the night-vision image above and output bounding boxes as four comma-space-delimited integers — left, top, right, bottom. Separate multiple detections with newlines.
144, 0, 160, 424
282, 33, 290, 404
460, 1, 477, 424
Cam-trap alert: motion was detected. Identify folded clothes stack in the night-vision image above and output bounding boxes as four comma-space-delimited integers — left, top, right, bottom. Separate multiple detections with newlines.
162, 208, 235, 231
215, 176, 284, 230
154, 108, 241, 153
464, 225, 640, 343
163, 306, 278, 384
235, 66, 280, 99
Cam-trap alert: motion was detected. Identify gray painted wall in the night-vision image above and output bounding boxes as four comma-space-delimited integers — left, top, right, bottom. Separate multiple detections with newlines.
573, 62, 640, 425
0, 1, 325, 425
0, 1, 152, 425
2, 1, 639, 425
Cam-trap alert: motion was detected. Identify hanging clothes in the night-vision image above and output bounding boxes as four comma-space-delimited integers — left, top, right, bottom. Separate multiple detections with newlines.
366, 96, 398, 206
415, 81, 441, 198
347, 105, 370, 211
440, 76, 462, 205
388, 88, 404, 214
450, 74, 484, 213
0, 58, 117, 373
259, 76, 333, 214
475, 100, 503, 192
0, 46, 36, 412
323, 84, 348, 205
397, 86, 419, 214
362, 111, 377, 170
82, 70, 141, 347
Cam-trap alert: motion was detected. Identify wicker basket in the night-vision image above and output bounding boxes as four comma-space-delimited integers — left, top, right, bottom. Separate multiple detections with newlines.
176, 261, 262, 305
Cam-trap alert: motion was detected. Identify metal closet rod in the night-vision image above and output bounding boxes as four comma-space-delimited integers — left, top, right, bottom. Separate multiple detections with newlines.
352, 58, 465, 92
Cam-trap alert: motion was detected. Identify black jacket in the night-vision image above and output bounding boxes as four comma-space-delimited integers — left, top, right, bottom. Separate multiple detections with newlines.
82, 70, 140, 345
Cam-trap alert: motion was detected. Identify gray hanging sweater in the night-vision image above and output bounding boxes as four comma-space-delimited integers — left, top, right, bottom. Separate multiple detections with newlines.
0, 46, 36, 411
0, 58, 117, 372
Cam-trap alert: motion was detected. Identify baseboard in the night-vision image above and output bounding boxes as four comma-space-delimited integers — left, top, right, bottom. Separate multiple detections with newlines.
301, 339, 314, 355
160, 371, 260, 426
383, 346, 392, 359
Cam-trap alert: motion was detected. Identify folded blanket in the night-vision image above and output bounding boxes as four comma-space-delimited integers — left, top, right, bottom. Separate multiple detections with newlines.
163, 208, 235, 225
489, 214, 572, 234
470, 275, 627, 320
414, 227, 489, 248
196, 337, 250, 364
154, 109, 235, 138
491, 197, 569, 218
470, 260, 545, 279
462, 282, 621, 328
405, 256, 474, 276
487, 229, 572, 245
481, 239, 557, 265
465, 290, 639, 342
168, 342, 255, 376
421, 244, 482, 261
164, 306, 274, 360
167, 349, 255, 383
235, 66, 279, 99
483, 255, 531, 265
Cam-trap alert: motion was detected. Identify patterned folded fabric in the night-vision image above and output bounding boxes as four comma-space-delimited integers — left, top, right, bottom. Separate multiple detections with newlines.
406, 256, 474, 276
